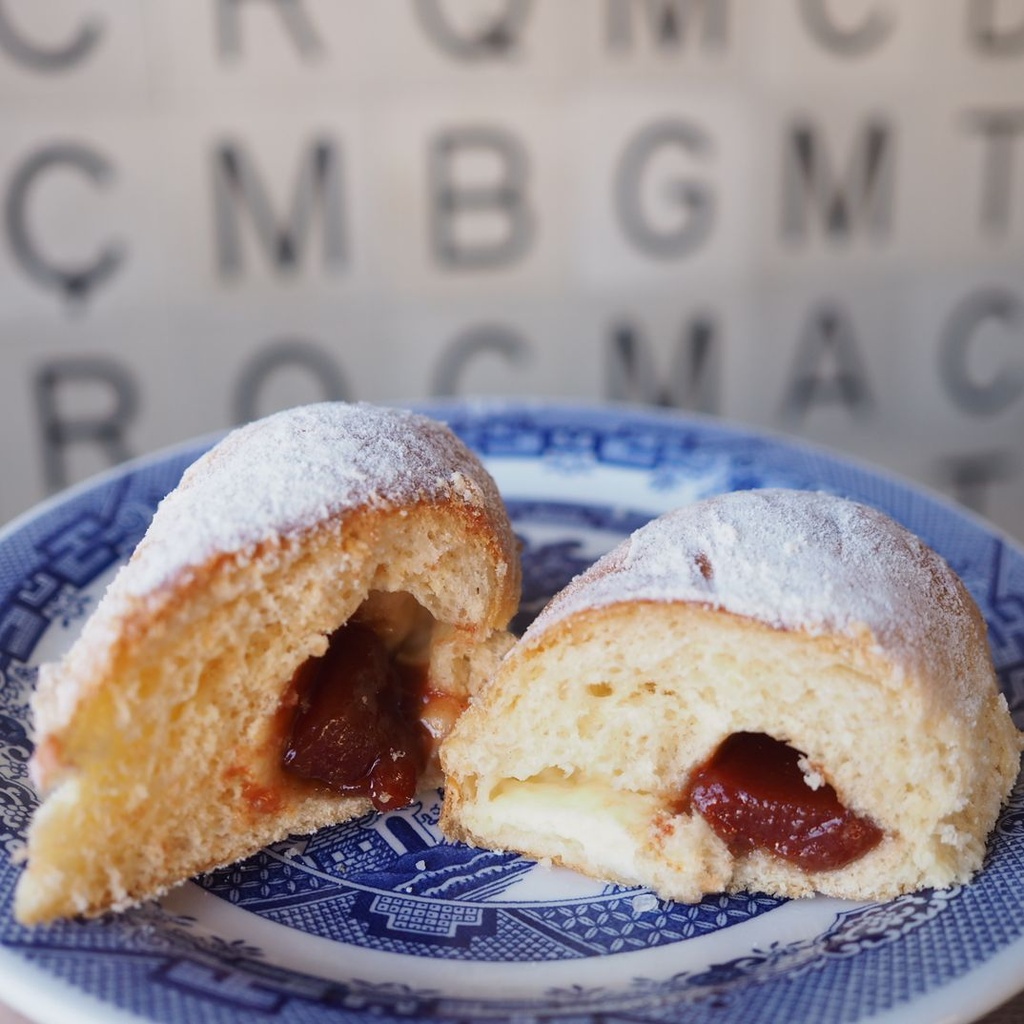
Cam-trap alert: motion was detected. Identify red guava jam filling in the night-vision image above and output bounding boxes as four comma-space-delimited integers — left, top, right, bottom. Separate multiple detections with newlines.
683, 731, 883, 871
282, 621, 430, 811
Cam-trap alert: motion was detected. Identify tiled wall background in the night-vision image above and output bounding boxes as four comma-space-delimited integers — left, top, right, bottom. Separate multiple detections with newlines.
1, 1, 1023, 538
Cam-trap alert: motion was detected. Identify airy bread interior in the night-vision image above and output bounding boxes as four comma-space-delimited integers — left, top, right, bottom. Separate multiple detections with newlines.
441, 597, 1021, 903
17, 500, 517, 924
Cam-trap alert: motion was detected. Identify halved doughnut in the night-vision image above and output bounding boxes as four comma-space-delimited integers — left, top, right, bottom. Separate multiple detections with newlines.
440, 489, 1021, 903
16, 402, 520, 923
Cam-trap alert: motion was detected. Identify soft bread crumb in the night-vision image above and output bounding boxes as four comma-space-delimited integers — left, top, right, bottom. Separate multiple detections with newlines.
440, 489, 1022, 904
15, 402, 522, 925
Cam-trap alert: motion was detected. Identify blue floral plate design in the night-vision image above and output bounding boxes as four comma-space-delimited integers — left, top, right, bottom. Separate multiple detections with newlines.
1, 400, 1023, 1024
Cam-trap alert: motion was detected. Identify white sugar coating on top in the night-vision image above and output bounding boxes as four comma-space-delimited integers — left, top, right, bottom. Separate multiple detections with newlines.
528, 489, 992, 714
118, 402, 500, 598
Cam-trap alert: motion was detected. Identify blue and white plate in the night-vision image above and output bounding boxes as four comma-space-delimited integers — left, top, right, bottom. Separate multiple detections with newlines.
1, 400, 1023, 1024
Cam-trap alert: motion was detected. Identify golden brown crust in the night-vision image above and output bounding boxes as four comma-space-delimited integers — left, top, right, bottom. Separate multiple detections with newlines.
440, 491, 1022, 904
16, 404, 520, 924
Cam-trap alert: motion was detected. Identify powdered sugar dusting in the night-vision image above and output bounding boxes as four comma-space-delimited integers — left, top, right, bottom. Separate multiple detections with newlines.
119, 402, 498, 598
528, 489, 990, 715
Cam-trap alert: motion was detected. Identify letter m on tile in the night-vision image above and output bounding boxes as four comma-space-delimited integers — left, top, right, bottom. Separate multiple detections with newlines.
212, 137, 345, 278
780, 118, 894, 244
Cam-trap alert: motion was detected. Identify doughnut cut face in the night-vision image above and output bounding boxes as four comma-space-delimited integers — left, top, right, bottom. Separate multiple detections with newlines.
440, 491, 1021, 904
15, 404, 521, 925
443, 603, 916, 901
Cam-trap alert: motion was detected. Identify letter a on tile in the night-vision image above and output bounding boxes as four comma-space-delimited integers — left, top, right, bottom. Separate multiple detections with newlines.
781, 304, 874, 420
